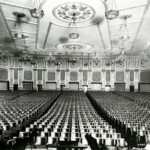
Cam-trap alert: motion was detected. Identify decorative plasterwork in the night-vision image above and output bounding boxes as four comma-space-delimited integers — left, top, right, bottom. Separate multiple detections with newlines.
56, 42, 93, 51
53, 3, 95, 23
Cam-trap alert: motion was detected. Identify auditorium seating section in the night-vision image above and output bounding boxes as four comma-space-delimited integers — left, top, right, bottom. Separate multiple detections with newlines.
18, 91, 126, 149
1, 90, 150, 149
113, 91, 150, 108
87, 91, 149, 148
0, 91, 61, 142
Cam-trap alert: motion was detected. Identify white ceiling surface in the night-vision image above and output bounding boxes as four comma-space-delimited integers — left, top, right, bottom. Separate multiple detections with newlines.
0, 0, 150, 58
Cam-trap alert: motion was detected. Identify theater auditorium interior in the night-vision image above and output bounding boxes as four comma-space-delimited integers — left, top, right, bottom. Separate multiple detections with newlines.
0, 0, 150, 150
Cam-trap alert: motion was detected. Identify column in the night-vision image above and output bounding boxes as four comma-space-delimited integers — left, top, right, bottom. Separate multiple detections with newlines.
134, 69, 139, 92
79, 70, 83, 90
33, 69, 37, 90
9, 68, 14, 91
43, 69, 46, 90
101, 70, 106, 91
18, 68, 23, 90
88, 70, 92, 89
56, 69, 60, 90
125, 69, 130, 91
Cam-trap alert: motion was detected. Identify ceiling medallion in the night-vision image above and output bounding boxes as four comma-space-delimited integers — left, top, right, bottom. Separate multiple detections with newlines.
53, 3, 95, 23
56, 42, 93, 51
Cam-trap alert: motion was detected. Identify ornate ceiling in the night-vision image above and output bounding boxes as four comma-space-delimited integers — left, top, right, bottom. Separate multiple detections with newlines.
0, 0, 150, 59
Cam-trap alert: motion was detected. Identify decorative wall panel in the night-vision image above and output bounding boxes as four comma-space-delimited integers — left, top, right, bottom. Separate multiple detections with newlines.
14, 58, 19, 67
83, 70, 88, 81
47, 62, 55, 68
0, 82, 7, 90
91, 83, 102, 90
116, 71, 124, 82
46, 83, 56, 90
14, 69, 18, 80
126, 59, 130, 68
0, 58, 8, 66
61, 70, 65, 81
23, 82, 33, 90
70, 72, 78, 81
106, 70, 110, 82
140, 71, 150, 83
70, 61, 78, 68
69, 83, 79, 90
93, 71, 101, 81
130, 70, 134, 81
139, 84, 150, 92
0, 69, 8, 80
48, 72, 55, 81
23, 62, 32, 67
93, 59, 101, 68
115, 83, 125, 91
38, 58, 43, 68
38, 70, 42, 80
24, 71, 32, 80
116, 61, 124, 68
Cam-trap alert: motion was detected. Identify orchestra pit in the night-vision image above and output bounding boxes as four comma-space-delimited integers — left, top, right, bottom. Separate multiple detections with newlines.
0, 0, 150, 150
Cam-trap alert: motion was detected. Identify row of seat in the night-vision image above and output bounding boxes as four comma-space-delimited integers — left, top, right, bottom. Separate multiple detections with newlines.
18, 91, 127, 149
0, 91, 61, 141
87, 91, 148, 148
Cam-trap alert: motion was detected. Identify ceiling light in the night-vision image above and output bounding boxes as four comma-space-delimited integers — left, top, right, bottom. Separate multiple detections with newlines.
119, 14, 132, 41
105, 10, 119, 20
30, 8, 44, 18
14, 33, 28, 39
29, 0, 46, 18
105, 0, 119, 20
69, 33, 79, 39
12, 12, 26, 18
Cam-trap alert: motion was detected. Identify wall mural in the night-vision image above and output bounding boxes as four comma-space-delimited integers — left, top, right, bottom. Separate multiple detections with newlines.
70, 71, 78, 81
93, 71, 101, 81
48, 72, 55, 81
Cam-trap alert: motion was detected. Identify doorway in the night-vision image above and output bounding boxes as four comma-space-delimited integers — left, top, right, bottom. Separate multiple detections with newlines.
130, 85, 134, 92
14, 84, 18, 91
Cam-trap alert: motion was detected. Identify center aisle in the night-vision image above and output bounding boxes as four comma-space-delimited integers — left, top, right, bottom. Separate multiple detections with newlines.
22, 91, 126, 149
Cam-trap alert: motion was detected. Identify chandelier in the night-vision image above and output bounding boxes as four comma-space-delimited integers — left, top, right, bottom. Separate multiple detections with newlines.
30, 0, 46, 18
69, 33, 79, 39
55, 53, 62, 66
84, 53, 91, 66
12, 12, 29, 40
105, 0, 119, 20
119, 14, 132, 41
30, 8, 44, 18
69, 20, 79, 39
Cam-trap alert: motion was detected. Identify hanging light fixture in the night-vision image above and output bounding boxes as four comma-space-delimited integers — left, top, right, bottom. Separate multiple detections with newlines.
105, 0, 119, 20
119, 14, 132, 41
69, 19, 79, 39
55, 53, 62, 66
84, 53, 91, 66
12, 12, 29, 40
30, 0, 46, 18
